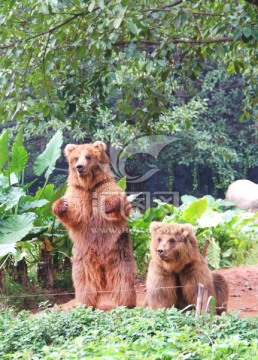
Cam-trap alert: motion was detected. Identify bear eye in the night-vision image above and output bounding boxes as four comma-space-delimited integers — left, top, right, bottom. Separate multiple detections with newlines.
85, 156, 92, 161
157, 237, 162, 243
169, 238, 176, 245
74, 157, 79, 162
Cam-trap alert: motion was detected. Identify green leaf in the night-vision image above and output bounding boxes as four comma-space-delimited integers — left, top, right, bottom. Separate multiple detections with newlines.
38, 4, 49, 14
12, 126, 24, 149
21, 199, 49, 211
251, 28, 258, 40
242, 27, 251, 38
223, 4, 231, 13
0, 213, 36, 244
183, 8, 193, 18
127, 21, 139, 35
117, 176, 127, 190
181, 197, 208, 224
35, 183, 55, 200
0, 244, 16, 258
198, 209, 222, 228
98, 0, 104, 9
233, 28, 242, 42
214, 45, 225, 58
88, 1, 95, 12
42, 183, 66, 217
206, 237, 221, 269
33, 130, 63, 178
0, 130, 9, 169
0, 187, 25, 211
114, 17, 123, 29
43, 104, 50, 117
181, 195, 197, 204
9, 146, 28, 174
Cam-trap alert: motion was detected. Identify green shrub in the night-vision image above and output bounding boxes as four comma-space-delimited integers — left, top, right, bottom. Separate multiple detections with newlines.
0, 306, 257, 359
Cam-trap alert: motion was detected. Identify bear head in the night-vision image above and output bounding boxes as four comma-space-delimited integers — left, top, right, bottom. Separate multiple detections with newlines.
64, 141, 110, 177
149, 222, 198, 262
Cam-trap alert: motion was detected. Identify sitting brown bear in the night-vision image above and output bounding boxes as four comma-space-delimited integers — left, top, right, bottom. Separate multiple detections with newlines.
146, 222, 228, 315
52, 141, 136, 308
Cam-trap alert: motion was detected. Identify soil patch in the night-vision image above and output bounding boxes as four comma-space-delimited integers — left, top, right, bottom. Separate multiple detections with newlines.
58, 266, 258, 318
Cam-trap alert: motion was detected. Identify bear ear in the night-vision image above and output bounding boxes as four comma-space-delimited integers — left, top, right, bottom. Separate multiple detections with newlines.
64, 144, 77, 158
182, 224, 194, 237
180, 224, 197, 245
149, 221, 162, 233
92, 141, 107, 152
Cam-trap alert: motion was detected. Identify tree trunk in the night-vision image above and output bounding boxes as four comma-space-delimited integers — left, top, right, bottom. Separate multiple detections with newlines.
37, 238, 54, 289
0, 267, 5, 293
13, 259, 30, 287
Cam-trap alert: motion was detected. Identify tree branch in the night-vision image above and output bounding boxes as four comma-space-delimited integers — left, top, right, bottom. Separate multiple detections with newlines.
143, 0, 183, 12
113, 37, 233, 47
0, 13, 84, 50
0, 0, 112, 50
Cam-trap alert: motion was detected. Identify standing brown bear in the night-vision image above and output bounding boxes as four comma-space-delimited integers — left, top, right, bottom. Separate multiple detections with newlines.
52, 141, 136, 308
146, 222, 228, 315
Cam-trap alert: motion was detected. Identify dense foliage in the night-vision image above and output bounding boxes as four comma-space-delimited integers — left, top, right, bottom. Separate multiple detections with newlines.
0, 306, 258, 359
0, 0, 257, 137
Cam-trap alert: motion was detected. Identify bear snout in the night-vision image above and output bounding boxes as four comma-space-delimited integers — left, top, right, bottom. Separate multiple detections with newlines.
157, 248, 166, 258
76, 164, 84, 173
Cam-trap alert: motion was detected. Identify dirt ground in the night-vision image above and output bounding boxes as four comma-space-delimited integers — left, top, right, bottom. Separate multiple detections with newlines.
59, 265, 258, 318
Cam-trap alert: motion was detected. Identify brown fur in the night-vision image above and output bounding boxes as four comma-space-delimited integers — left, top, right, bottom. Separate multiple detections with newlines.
146, 222, 228, 314
52, 141, 136, 308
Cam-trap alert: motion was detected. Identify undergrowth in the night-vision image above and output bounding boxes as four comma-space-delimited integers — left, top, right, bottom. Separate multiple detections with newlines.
0, 306, 257, 359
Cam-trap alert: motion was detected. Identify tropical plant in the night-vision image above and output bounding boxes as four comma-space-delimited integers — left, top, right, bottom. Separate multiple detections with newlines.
0, 128, 69, 292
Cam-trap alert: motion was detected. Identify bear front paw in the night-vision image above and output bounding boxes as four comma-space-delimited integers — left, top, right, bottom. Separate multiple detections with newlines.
103, 198, 118, 214
52, 198, 68, 217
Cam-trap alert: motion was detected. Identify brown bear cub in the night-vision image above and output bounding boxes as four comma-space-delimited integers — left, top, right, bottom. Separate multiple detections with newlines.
146, 222, 228, 315
52, 141, 136, 308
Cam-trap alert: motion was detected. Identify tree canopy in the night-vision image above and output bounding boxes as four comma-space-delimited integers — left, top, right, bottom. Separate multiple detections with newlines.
0, 0, 257, 142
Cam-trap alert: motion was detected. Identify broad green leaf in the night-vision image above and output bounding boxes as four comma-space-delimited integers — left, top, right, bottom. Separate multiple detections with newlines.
198, 209, 222, 228
0, 187, 25, 211
12, 126, 24, 149
181, 197, 208, 224
13, 248, 27, 266
42, 183, 66, 217
9, 146, 28, 174
21, 199, 49, 211
35, 183, 55, 200
33, 130, 63, 178
0, 213, 36, 244
0, 244, 16, 258
181, 195, 197, 204
0, 130, 9, 169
